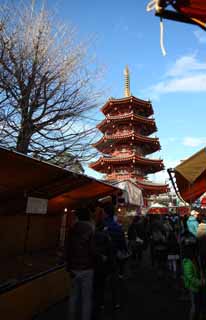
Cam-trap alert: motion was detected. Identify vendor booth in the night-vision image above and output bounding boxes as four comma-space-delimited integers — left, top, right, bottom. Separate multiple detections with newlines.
112, 180, 144, 207
0, 146, 121, 250
0, 146, 121, 260
110, 180, 144, 224
175, 201, 190, 216
169, 147, 206, 203
0, 146, 122, 319
147, 202, 168, 215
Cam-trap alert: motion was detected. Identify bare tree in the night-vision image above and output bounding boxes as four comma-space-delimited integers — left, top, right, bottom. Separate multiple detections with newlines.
49, 151, 85, 173
0, 1, 100, 165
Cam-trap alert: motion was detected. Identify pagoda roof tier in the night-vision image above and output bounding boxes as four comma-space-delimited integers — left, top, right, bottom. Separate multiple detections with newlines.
102, 96, 153, 117
97, 112, 157, 135
95, 142, 160, 156
90, 155, 164, 174
93, 133, 160, 154
136, 179, 169, 194
103, 175, 169, 194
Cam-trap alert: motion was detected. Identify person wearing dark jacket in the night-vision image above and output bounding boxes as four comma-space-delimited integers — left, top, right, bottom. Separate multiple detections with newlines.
150, 217, 168, 272
128, 216, 145, 264
93, 221, 115, 319
103, 204, 128, 309
104, 204, 128, 276
66, 208, 95, 320
167, 231, 180, 278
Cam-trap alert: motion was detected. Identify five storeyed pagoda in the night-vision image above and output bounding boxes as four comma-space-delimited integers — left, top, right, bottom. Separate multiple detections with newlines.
90, 66, 169, 201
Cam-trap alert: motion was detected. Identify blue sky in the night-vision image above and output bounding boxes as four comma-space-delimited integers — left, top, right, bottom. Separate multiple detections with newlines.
46, 0, 206, 183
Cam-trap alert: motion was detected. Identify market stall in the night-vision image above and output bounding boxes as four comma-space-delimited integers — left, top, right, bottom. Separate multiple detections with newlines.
169, 147, 206, 203
147, 202, 168, 214
0, 146, 121, 286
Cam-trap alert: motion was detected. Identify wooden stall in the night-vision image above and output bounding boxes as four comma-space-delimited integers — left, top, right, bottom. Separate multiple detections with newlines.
0, 147, 121, 319
0, 146, 120, 258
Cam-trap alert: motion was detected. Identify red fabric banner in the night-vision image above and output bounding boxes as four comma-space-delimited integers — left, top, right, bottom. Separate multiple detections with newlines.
173, 0, 206, 21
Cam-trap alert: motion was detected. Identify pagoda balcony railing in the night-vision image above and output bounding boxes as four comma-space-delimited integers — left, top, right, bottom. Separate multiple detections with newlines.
107, 174, 132, 181
106, 173, 142, 180
104, 132, 158, 142
97, 116, 157, 136
93, 133, 160, 150
112, 151, 134, 157
92, 154, 164, 164
106, 111, 155, 122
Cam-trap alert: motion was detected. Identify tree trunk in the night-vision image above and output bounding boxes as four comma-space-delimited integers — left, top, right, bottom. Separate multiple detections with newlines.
16, 124, 33, 154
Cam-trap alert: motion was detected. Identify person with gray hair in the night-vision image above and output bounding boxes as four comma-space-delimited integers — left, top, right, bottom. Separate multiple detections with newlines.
187, 210, 199, 238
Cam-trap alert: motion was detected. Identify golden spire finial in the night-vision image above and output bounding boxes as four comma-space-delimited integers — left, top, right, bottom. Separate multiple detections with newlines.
124, 65, 131, 97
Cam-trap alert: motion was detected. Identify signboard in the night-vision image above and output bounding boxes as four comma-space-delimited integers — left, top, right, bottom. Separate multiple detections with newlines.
26, 197, 48, 214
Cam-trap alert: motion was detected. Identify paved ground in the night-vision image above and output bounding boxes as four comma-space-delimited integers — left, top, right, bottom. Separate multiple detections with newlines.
35, 250, 189, 320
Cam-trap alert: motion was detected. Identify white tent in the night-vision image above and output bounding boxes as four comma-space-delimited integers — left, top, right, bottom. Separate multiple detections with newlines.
112, 180, 144, 207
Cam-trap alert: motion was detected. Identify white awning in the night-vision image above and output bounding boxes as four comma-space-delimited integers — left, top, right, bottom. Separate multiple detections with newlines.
112, 180, 144, 206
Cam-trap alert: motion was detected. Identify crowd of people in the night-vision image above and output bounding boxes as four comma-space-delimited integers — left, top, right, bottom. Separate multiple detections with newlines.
65, 203, 206, 320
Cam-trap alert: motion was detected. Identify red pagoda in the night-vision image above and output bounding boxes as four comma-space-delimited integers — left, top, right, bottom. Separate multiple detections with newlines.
90, 66, 169, 199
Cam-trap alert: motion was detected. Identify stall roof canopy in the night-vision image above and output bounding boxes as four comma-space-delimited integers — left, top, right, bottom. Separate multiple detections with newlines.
0, 147, 121, 213
174, 147, 206, 202
175, 148, 206, 183
147, 0, 206, 30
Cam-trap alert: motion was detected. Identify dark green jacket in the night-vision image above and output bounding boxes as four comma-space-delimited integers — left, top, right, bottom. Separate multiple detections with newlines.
183, 258, 201, 293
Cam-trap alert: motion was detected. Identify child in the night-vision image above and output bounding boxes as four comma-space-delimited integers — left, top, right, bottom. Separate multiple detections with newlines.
182, 242, 205, 320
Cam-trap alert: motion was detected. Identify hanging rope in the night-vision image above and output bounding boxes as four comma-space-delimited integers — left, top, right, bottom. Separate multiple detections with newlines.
160, 17, 166, 56
147, 1, 167, 56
